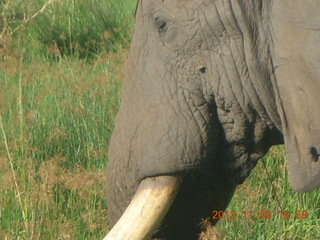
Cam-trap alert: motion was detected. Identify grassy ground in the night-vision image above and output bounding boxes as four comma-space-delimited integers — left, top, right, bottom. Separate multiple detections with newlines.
0, 1, 319, 239
0, 49, 125, 239
0, 0, 133, 239
215, 146, 320, 239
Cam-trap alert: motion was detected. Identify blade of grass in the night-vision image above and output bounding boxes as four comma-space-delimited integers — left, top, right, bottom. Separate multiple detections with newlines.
0, 113, 28, 232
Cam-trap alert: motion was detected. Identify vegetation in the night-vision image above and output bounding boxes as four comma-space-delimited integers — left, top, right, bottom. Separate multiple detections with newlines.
0, 0, 319, 239
215, 146, 320, 240
0, 0, 134, 239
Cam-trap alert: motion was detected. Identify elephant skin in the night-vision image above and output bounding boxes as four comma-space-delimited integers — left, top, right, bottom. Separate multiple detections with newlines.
106, 0, 320, 239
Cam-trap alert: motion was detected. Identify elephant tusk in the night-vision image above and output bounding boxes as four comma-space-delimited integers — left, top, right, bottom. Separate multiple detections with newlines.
103, 175, 182, 240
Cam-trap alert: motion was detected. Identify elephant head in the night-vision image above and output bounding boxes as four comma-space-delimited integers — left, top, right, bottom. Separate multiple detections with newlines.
104, 0, 320, 239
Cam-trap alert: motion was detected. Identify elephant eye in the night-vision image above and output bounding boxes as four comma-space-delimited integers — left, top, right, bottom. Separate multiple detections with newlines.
154, 17, 169, 33
153, 14, 183, 49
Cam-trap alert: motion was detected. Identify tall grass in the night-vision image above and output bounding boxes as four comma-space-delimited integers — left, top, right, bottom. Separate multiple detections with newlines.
0, 0, 319, 240
1, 0, 135, 58
0, 47, 127, 239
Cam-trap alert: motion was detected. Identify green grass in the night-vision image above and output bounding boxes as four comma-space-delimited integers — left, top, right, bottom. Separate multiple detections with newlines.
0, 1, 319, 239
0, 47, 127, 239
215, 146, 320, 239
1, 0, 135, 58
0, 0, 134, 239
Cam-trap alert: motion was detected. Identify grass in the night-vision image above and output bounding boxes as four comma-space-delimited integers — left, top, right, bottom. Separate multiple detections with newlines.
0, 46, 127, 239
0, 0, 134, 239
0, 0, 319, 239
214, 146, 320, 239
1, 0, 134, 58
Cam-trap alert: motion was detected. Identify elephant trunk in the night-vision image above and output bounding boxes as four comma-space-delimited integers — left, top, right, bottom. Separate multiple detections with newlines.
103, 175, 182, 240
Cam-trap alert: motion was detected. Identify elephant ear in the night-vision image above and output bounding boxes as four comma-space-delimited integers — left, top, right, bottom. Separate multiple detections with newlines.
284, 128, 320, 193
270, 0, 320, 193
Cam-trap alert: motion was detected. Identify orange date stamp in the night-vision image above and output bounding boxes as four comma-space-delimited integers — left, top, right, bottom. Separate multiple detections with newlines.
212, 210, 309, 220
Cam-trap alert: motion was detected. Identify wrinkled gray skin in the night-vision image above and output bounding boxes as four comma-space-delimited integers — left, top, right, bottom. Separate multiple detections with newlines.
107, 0, 320, 239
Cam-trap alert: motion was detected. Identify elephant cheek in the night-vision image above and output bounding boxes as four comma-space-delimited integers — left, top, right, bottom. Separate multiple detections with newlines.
129, 104, 216, 180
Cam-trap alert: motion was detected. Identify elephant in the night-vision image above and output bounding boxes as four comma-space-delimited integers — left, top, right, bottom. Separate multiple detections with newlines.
104, 0, 320, 239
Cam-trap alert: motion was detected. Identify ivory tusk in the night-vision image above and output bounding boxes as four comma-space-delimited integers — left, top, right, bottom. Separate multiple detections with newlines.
103, 175, 182, 240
